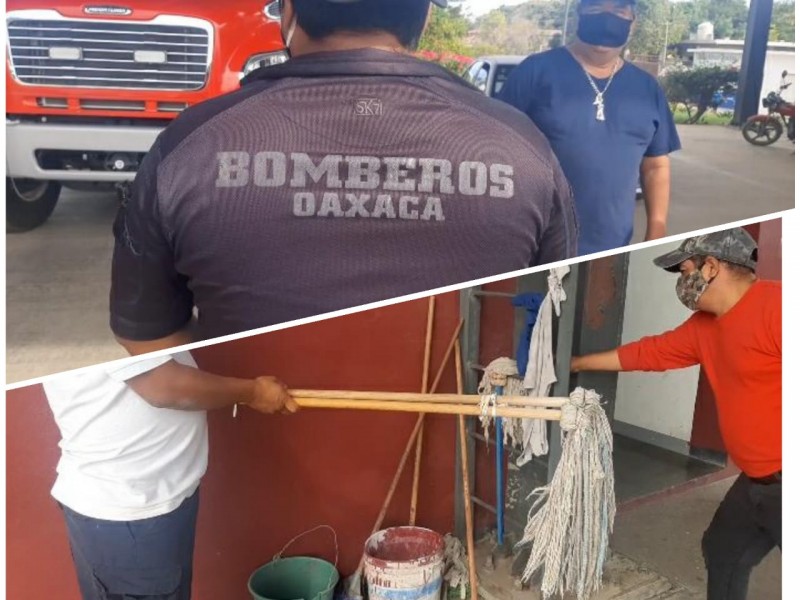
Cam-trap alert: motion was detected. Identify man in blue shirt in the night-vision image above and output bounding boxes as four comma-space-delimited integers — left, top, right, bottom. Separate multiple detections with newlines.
499, 0, 681, 255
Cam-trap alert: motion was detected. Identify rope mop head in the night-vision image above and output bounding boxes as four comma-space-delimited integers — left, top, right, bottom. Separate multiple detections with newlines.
476, 358, 525, 446
518, 387, 615, 600
476, 360, 615, 598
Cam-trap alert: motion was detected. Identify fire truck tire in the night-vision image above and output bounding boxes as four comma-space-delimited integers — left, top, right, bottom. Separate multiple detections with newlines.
6, 179, 62, 233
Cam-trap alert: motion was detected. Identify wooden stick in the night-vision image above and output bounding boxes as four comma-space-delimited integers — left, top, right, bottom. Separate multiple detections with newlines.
291, 389, 567, 408
411, 317, 464, 524
411, 297, 436, 526
346, 318, 464, 596
346, 413, 426, 597
369, 417, 424, 532
456, 340, 479, 600
294, 397, 562, 421
421, 296, 435, 395
428, 319, 465, 394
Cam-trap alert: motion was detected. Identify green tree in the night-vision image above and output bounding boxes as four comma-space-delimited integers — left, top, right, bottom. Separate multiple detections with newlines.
477, 0, 575, 47
476, 10, 510, 53
498, 0, 567, 29
474, 9, 548, 55
628, 0, 672, 59
663, 2, 692, 46
418, 5, 470, 55
468, 0, 767, 60
676, 0, 748, 40
660, 66, 739, 123
771, 0, 795, 42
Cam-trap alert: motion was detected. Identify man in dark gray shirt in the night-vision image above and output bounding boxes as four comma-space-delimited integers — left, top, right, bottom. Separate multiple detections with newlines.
111, 0, 578, 352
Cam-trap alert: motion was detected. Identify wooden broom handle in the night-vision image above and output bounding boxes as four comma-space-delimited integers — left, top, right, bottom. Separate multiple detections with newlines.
347, 317, 464, 595
411, 317, 464, 526
456, 340, 479, 600
421, 296, 435, 394
293, 397, 562, 421
290, 389, 566, 408
411, 296, 436, 526
346, 412, 425, 597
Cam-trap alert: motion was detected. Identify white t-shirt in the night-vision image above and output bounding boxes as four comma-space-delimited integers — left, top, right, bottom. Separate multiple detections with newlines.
43, 352, 208, 521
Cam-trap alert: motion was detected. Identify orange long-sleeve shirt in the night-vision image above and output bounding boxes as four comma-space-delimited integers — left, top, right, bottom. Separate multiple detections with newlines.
617, 280, 781, 478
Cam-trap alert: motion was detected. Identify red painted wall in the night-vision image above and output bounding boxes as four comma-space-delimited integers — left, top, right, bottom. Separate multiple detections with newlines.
755, 219, 782, 281
7, 284, 517, 600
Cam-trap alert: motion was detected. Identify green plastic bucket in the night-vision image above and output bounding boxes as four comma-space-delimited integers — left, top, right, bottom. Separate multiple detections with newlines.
248, 557, 339, 600
248, 526, 339, 600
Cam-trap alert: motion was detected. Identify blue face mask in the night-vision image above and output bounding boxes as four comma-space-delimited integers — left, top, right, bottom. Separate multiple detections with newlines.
577, 12, 633, 48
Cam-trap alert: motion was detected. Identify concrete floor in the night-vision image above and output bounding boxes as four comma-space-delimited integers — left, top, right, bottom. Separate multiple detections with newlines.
476, 539, 687, 599
474, 476, 780, 599
612, 435, 720, 503
613, 476, 782, 599
6, 190, 127, 383
6, 124, 795, 383
632, 124, 795, 241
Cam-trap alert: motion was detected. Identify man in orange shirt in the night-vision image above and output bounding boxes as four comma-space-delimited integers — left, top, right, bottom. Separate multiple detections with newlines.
572, 227, 781, 600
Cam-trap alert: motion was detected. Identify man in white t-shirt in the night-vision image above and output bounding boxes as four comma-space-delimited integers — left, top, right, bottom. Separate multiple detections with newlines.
43, 351, 295, 600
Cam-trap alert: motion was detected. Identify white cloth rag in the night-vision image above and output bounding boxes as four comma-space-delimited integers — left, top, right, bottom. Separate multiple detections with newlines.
518, 266, 570, 466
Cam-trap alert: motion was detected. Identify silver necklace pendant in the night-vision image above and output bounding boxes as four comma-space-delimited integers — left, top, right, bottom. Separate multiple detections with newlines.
582, 58, 621, 122
593, 94, 606, 121
595, 101, 606, 121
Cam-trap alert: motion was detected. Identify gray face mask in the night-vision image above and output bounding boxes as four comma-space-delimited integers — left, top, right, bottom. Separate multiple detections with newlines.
675, 268, 710, 311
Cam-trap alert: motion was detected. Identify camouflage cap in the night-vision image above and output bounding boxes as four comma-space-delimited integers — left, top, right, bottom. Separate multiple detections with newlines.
653, 228, 759, 273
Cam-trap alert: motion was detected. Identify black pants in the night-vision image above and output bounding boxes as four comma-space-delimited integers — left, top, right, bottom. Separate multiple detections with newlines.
702, 474, 781, 600
61, 490, 199, 600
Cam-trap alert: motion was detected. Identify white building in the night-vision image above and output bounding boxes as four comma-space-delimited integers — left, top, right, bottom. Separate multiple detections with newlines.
681, 40, 795, 108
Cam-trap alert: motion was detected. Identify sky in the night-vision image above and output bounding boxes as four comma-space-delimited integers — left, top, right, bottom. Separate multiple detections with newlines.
459, 0, 713, 19
460, 0, 531, 18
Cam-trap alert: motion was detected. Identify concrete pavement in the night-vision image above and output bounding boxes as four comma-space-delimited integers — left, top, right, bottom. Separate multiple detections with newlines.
6, 190, 127, 384
632, 124, 794, 241
612, 475, 781, 599
6, 124, 795, 383
474, 475, 781, 599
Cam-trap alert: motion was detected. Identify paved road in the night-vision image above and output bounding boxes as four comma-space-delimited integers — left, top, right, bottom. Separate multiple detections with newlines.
7, 191, 126, 383
632, 124, 794, 242
6, 125, 795, 383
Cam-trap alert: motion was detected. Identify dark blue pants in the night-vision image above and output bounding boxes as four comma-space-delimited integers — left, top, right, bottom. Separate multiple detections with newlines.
702, 474, 781, 600
61, 490, 199, 600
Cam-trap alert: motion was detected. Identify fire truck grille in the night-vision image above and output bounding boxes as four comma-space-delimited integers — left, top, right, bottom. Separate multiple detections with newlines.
7, 17, 212, 91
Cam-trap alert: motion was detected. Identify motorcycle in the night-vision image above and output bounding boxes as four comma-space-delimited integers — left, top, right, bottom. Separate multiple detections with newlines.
742, 70, 795, 146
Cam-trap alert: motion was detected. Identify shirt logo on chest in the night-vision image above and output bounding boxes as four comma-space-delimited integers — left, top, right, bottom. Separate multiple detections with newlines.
354, 98, 383, 117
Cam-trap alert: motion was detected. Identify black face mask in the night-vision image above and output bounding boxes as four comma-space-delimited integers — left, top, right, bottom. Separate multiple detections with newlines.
577, 12, 633, 48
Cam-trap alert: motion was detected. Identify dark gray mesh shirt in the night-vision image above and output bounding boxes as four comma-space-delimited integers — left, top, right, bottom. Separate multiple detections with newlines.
111, 49, 577, 341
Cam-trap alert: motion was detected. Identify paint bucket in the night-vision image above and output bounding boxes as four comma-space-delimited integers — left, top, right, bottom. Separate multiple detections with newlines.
363, 527, 445, 600
248, 526, 340, 600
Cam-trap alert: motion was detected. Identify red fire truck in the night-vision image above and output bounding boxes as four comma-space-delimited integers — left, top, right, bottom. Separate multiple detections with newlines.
6, 1, 286, 231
